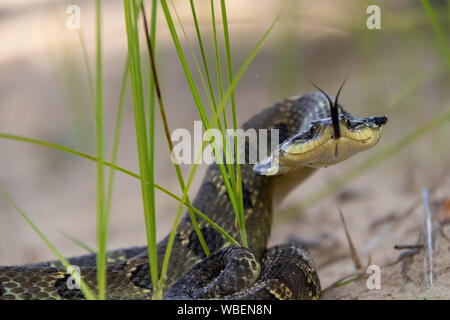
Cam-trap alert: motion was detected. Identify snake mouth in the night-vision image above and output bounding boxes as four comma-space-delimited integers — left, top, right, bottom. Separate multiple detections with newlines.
285, 132, 374, 157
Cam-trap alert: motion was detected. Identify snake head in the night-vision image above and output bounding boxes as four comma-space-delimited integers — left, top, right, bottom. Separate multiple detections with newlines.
253, 113, 387, 176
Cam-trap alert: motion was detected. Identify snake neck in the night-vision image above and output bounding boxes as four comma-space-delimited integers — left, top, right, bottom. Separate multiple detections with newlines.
271, 167, 316, 208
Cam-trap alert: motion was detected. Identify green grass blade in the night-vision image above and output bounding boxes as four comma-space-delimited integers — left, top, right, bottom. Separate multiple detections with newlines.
161, 1, 277, 249
159, 143, 213, 287
159, 0, 209, 127
148, 0, 157, 153
0, 134, 233, 242
420, 0, 450, 67
0, 189, 96, 300
160, 2, 233, 219
0, 135, 236, 243
168, 0, 238, 191
210, 0, 226, 124
0, 133, 140, 178
208, 17, 279, 144
94, 0, 107, 300
167, 0, 242, 238
77, 29, 95, 104
208, 1, 239, 243
189, 0, 219, 114
123, 0, 159, 297
59, 230, 96, 254
169, 0, 219, 128
104, 57, 129, 231
220, 0, 236, 125
159, 3, 278, 249
142, 1, 210, 261
219, 0, 246, 247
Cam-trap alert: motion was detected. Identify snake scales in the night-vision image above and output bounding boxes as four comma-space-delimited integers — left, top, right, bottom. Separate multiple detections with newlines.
0, 91, 387, 300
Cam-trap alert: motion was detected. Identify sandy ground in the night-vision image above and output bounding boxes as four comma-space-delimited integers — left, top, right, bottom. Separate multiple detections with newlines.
1, 0, 450, 299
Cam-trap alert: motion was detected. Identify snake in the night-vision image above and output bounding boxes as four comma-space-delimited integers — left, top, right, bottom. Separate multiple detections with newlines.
0, 89, 387, 300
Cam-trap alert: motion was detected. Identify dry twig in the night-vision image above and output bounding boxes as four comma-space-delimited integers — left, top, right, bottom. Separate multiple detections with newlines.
338, 209, 363, 270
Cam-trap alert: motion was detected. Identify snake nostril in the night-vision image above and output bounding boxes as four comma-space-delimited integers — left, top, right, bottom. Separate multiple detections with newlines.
373, 116, 388, 126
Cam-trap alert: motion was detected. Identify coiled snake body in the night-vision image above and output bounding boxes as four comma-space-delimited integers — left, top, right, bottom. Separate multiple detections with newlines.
0, 92, 387, 299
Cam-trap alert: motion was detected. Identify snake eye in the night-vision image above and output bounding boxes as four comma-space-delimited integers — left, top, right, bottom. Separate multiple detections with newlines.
308, 122, 322, 136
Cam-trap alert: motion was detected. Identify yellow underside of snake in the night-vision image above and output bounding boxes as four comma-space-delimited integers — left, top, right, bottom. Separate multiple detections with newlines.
0, 91, 387, 300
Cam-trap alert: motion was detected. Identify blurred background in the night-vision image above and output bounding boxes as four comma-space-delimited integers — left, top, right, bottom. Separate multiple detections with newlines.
1, 0, 449, 297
